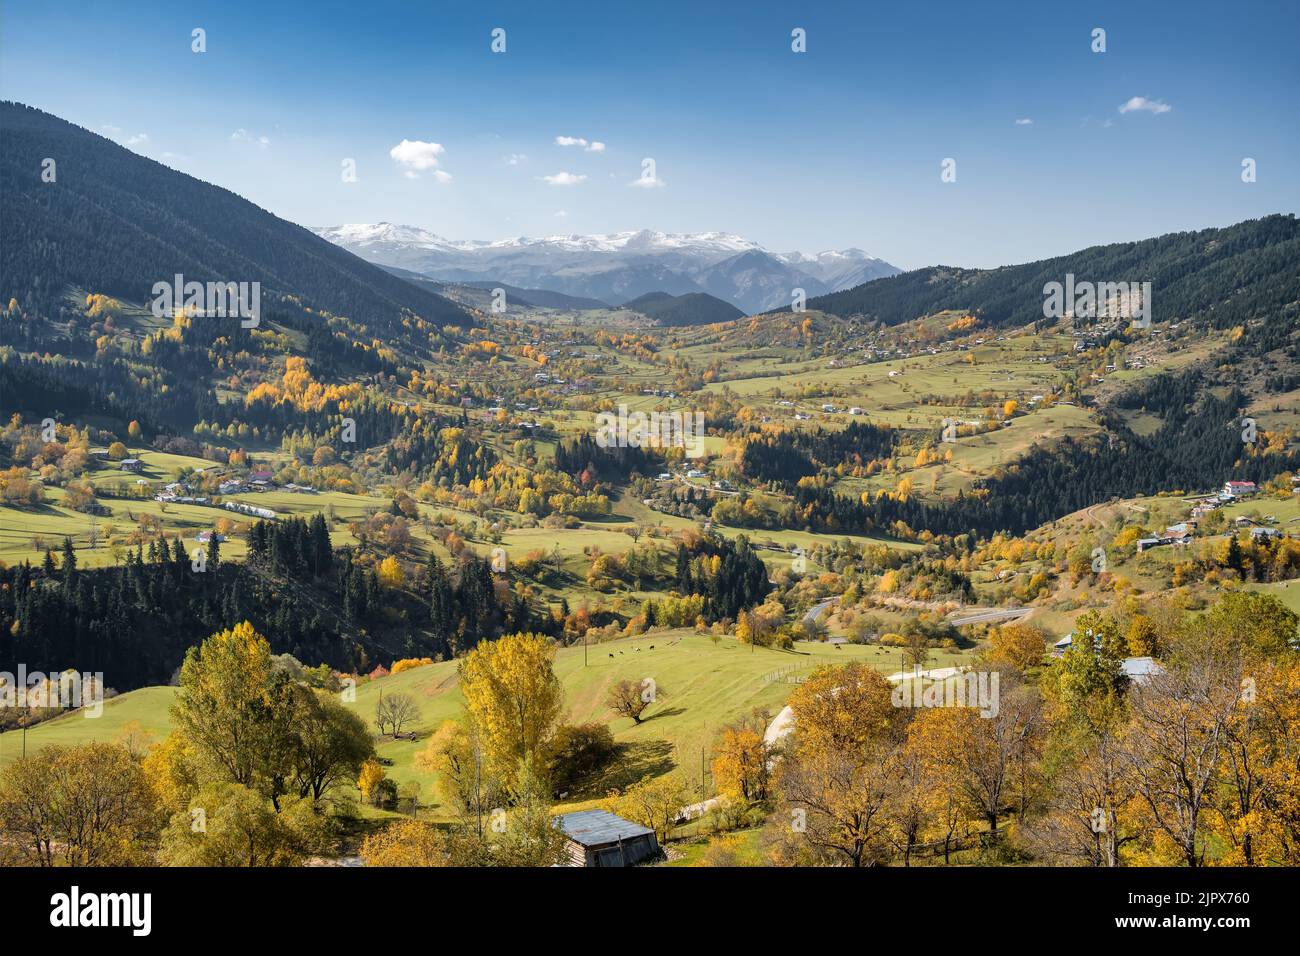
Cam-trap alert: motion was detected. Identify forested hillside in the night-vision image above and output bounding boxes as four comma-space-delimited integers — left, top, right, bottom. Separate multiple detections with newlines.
624, 291, 745, 326
793, 215, 1300, 331
0, 102, 470, 339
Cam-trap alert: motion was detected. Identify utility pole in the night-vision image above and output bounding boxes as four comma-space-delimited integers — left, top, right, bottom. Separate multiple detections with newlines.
474, 740, 483, 840
700, 721, 707, 800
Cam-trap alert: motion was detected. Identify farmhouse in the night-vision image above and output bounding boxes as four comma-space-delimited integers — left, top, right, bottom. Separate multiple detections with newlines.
554, 809, 659, 867
225, 501, 275, 520
1121, 657, 1165, 686
1224, 480, 1257, 498
119, 458, 143, 473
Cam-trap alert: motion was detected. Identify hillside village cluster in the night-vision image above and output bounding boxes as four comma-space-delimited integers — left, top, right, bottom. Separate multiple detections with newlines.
102, 450, 318, 539
1137, 478, 1293, 553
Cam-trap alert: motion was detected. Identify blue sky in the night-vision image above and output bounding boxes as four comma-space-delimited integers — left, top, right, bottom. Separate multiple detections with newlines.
1, 0, 1296, 269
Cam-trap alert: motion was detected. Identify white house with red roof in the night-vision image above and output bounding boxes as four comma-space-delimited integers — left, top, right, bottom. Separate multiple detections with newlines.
1223, 480, 1257, 498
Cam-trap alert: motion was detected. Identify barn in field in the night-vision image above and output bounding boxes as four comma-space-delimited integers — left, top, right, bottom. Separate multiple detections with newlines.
554, 810, 660, 867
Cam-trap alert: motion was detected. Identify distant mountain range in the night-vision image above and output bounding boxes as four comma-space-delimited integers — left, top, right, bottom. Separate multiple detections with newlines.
312, 222, 901, 314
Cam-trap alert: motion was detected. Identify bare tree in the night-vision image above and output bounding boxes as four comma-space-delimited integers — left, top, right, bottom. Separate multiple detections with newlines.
606, 678, 666, 723
375, 693, 419, 738
1118, 655, 1239, 867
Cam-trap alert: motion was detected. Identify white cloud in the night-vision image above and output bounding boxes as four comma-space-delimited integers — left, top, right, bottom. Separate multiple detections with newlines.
556, 135, 606, 152
542, 171, 586, 186
231, 129, 271, 147
554, 209, 568, 218
628, 174, 666, 189
1014, 118, 1033, 126
101, 125, 150, 148
1119, 96, 1171, 115
390, 138, 450, 180
390, 138, 445, 170
504, 153, 527, 165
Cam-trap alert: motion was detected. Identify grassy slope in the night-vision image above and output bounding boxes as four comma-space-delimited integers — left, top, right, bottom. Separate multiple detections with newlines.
0, 632, 975, 819
0, 686, 175, 763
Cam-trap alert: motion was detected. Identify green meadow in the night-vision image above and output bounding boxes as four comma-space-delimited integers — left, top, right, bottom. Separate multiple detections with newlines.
0, 632, 976, 819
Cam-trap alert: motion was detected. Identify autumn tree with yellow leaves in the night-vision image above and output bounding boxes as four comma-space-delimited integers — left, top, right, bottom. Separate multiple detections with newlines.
457, 632, 564, 791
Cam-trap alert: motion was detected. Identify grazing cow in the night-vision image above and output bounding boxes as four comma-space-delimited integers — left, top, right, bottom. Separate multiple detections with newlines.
609, 654, 614, 659
649, 645, 654, 650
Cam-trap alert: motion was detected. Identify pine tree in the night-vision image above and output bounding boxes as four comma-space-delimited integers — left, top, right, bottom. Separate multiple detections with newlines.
61, 537, 77, 588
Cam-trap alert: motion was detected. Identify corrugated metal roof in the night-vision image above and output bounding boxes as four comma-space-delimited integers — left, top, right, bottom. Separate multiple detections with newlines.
1122, 656, 1165, 678
556, 809, 654, 847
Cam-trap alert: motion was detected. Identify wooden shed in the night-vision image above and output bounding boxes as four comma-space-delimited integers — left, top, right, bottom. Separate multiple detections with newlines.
555, 810, 660, 867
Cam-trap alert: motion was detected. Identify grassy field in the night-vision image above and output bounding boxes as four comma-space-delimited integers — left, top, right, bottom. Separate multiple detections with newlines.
1249, 578, 1300, 614
0, 631, 977, 819
0, 686, 175, 764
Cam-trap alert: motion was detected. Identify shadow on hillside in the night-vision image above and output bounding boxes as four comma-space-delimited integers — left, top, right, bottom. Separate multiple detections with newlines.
573, 738, 676, 797
580, 512, 632, 524
639, 705, 685, 723
2, 501, 65, 516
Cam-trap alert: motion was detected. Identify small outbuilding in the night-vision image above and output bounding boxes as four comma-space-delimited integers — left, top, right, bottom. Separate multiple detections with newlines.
555, 809, 660, 867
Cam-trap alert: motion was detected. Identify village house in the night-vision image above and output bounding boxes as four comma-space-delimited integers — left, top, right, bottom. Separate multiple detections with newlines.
1224, 480, 1258, 498
1121, 657, 1166, 686
226, 501, 275, 520
1191, 500, 1219, 519
554, 809, 660, 867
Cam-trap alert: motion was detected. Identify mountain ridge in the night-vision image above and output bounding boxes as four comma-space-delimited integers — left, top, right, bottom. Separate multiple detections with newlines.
312, 222, 900, 314
0, 102, 472, 340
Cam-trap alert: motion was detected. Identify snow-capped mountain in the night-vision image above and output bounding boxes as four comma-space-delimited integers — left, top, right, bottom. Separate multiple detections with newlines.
311, 223, 899, 314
